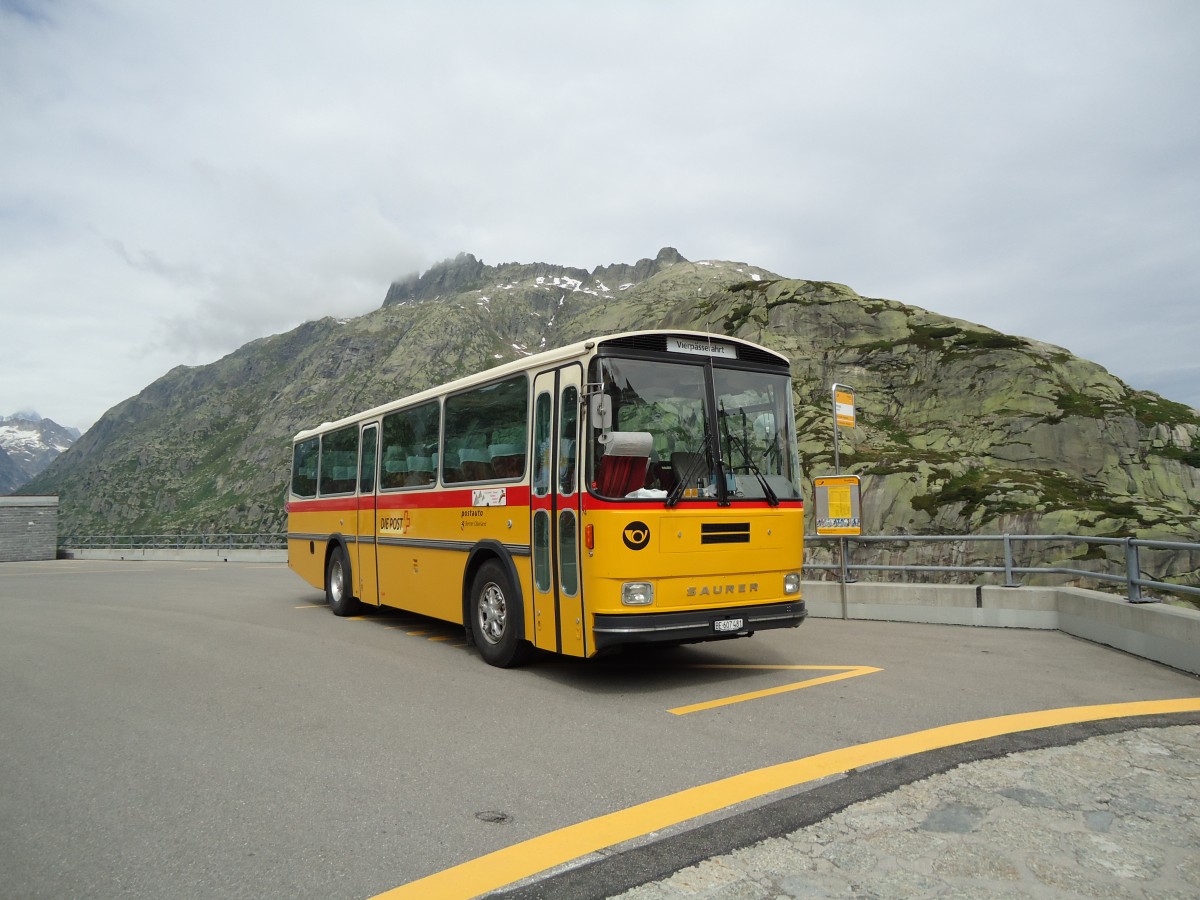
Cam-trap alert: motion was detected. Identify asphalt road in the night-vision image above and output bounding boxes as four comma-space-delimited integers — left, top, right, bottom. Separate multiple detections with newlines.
1, 560, 1196, 899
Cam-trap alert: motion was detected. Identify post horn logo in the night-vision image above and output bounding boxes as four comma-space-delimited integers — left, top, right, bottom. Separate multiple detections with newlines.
623, 521, 651, 550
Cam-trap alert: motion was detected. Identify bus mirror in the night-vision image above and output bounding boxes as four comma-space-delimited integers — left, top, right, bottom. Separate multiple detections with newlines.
590, 394, 613, 430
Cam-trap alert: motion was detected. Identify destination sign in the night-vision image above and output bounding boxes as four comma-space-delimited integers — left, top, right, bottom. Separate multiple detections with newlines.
666, 337, 737, 359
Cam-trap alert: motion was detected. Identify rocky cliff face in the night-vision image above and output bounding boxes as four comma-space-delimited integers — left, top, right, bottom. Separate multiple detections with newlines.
709, 279, 1200, 538
691, 279, 1200, 592
24, 249, 1200, 590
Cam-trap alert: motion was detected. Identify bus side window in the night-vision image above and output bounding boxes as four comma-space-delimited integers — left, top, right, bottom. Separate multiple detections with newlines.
381, 401, 440, 489
318, 425, 359, 495
359, 426, 378, 494
291, 437, 319, 498
533, 392, 552, 497
445, 375, 528, 483
558, 385, 578, 494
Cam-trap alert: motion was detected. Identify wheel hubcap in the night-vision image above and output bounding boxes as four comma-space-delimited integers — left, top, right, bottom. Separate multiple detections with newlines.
330, 560, 344, 603
478, 582, 506, 644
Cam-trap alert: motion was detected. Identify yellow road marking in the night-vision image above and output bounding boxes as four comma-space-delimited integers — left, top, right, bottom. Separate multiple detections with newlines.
369, 697, 1200, 900
294, 604, 325, 609
670, 665, 881, 715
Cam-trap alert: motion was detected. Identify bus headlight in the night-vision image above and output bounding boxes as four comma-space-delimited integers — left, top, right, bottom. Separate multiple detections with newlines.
621, 582, 654, 606
784, 573, 801, 595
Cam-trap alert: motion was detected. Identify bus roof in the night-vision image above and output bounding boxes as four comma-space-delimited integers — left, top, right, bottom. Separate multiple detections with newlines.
292, 329, 789, 442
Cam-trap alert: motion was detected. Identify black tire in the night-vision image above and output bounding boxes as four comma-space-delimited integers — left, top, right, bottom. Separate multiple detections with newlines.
325, 544, 360, 617
469, 560, 532, 668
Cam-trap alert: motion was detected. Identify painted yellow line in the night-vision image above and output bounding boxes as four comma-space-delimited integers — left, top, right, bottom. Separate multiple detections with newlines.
670, 665, 882, 715
294, 604, 325, 609
369, 697, 1200, 900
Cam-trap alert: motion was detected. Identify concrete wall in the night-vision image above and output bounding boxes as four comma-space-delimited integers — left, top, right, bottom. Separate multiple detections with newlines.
61, 547, 286, 563
803, 580, 1200, 676
0, 496, 58, 562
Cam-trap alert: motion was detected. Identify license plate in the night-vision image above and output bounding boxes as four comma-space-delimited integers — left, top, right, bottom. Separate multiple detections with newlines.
713, 618, 744, 632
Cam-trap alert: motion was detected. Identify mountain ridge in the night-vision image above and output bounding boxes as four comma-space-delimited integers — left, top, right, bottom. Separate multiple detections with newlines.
22, 248, 1200, 590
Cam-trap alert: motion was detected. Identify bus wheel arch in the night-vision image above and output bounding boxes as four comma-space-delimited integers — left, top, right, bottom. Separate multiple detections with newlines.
463, 544, 531, 667
325, 537, 360, 617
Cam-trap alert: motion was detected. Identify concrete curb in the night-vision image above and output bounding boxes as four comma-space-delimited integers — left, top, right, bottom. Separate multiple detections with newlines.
803, 581, 1200, 675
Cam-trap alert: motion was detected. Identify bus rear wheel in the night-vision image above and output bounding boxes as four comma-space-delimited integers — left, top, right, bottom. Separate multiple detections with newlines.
326, 545, 360, 617
470, 560, 531, 668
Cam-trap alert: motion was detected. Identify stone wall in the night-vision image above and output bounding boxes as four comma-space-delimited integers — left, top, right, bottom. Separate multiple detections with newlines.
0, 496, 58, 562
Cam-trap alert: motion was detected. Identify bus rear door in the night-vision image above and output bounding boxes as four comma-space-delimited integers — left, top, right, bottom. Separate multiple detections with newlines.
357, 422, 380, 605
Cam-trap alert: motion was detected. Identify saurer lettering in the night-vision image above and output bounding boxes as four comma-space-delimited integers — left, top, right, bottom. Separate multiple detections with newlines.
687, 583, 759, 597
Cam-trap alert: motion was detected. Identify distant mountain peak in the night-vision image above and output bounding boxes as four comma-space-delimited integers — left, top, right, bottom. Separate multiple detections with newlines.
382, 247, 691, 308
0, 412, 79, 494
383, 252, 489, 306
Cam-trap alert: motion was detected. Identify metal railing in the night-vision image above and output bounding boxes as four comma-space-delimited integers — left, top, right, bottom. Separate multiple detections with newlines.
805, 533, 1200, 604
58, 531, 1200, 605
63, 533, 287, 551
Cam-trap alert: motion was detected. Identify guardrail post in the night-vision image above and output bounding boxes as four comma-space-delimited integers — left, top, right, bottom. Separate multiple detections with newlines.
1003, 534, 1016, 587
1125, 538, 1144, 602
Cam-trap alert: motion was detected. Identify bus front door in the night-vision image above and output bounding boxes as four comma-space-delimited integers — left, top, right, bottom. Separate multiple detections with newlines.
531, 366, 585, 656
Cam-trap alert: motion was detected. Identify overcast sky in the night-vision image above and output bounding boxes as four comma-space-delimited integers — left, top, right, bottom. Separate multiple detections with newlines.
2, 0, 1197, 431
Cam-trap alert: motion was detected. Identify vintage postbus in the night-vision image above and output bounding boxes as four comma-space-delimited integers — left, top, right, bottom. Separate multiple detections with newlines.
286, 330, 806, 666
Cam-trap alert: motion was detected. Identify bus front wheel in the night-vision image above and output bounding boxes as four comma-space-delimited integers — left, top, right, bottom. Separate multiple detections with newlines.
470, 560, 531, 668
326, 545, 360, 617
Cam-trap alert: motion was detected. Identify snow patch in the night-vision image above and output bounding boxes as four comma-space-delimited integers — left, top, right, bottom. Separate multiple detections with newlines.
0, 425, 41, 449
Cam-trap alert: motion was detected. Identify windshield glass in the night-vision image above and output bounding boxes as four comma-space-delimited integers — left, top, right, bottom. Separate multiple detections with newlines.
712, 366, 803, 501
588, 356, 803, 502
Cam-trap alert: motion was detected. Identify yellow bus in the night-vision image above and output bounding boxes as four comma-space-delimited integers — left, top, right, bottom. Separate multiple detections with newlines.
287, 330, 806, 666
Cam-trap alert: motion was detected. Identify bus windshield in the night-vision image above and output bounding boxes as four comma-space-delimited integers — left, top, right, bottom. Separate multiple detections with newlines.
589, 355, 803, 503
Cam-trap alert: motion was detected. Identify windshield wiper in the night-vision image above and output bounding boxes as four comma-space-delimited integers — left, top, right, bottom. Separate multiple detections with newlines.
665, 434, 712, 507
719, 404, 779, 507
726, 432, 780, 506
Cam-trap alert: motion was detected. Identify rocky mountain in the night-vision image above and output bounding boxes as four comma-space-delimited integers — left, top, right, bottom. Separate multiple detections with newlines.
22, 248, 1200, 590
0, 412, 80, 495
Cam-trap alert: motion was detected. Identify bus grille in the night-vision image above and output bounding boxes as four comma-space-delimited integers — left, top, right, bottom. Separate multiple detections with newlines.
701, 523, 750, 544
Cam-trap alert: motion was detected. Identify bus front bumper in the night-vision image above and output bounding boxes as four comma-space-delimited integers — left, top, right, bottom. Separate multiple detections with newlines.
591, 600, 806, 652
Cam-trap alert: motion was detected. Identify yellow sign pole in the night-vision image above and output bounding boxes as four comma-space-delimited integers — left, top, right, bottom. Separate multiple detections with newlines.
830, 383, 855, 473
827, 383, 858, 619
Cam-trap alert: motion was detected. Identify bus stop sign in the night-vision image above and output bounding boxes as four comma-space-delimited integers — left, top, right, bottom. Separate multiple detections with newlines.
814, 474, 862, 536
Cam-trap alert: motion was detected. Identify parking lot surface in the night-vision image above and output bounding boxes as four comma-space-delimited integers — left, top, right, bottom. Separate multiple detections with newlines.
1, 560, 1196, 899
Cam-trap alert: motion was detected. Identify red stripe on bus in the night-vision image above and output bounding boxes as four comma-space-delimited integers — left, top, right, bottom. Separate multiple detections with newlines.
579, 496, 803, 512
287, 486, 533, 514
287, 489, 798, 515
375, 487, 532, 510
